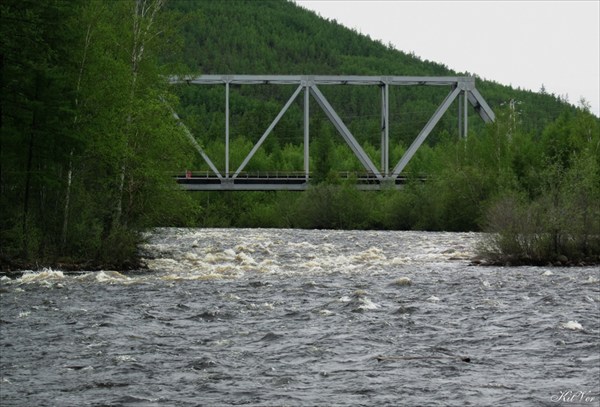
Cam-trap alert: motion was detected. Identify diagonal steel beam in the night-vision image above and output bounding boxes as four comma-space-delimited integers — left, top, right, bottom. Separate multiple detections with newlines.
391, 86, 462, 178
233, 85, 304, 178
467, 88, 495, 123
165, 103, 223, 179
309, 85, 382, 179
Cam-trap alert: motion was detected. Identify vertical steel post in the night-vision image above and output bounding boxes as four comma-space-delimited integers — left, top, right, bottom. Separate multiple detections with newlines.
304, 84, 310, 180
463, 89, 468, 138
381, 83, 389, 176
225, 81, 230, 178
458, 90, 463, 138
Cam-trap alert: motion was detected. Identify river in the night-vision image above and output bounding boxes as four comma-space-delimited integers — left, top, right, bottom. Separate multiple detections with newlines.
1, 228, 599, 406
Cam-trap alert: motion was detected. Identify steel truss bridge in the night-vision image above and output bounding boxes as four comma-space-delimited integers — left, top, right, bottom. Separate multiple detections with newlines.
169, 75, 495, 191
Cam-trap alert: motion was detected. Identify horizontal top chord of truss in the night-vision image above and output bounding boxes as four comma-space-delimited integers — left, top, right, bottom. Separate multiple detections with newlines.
169, 74, 477, 87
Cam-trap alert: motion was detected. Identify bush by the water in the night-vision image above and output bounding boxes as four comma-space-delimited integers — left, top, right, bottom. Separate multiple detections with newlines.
480, 152, 600, 266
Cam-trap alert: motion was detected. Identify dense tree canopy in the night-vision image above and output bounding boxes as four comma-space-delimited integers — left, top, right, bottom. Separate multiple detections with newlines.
1, 0, 197, 268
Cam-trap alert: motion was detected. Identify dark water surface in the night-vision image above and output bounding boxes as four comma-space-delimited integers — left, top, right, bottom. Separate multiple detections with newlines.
1, 229, 599, 406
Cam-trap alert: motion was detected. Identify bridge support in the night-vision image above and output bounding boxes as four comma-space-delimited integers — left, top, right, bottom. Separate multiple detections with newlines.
458, 90, 465, 138
225, 81, 230, 178
169, 75, 495, 191
381, 82, 389, 176
304, 84, 310, 180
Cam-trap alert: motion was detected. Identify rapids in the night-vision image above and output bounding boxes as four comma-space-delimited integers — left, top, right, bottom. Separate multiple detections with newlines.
1, 228, 598, 406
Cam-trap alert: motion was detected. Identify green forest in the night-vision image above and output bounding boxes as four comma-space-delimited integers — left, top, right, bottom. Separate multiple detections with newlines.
1, 0, 599, 269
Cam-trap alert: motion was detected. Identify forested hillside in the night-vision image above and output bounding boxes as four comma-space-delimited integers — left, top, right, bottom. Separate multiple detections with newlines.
1, 0, 598, 269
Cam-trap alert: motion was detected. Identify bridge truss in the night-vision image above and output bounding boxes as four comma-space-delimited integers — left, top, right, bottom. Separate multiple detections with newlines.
169, 75, 495, 191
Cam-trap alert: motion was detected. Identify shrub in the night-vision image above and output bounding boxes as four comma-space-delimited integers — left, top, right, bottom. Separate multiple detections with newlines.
480, 151, 600, 265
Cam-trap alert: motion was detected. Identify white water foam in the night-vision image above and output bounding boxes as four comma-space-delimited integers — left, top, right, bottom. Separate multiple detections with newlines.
562, 321, 584, 331
18, 269, 65, 284
0, 229, 488, 286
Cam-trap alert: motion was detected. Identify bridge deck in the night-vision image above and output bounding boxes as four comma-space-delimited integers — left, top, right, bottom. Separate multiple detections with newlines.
176, 171, 420, 191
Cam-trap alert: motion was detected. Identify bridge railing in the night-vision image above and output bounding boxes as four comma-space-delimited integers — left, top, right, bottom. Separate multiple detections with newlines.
174, 170, 426, 183
175, 170, 308, 179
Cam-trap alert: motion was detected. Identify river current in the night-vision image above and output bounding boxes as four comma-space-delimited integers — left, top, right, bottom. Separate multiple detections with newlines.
1, 228, 599, 406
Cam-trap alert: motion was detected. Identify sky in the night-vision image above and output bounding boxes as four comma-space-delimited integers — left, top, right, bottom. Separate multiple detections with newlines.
295, 0, 600, 117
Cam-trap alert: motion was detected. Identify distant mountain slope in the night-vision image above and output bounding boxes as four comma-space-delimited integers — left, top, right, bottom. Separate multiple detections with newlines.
167, 0, 577, 138
170, 0, 449, 75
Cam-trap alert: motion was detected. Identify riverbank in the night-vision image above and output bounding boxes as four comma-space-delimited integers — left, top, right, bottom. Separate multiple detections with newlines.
470, 255, 600, 268
2, 230, 599, 278
0, 254, 146, 277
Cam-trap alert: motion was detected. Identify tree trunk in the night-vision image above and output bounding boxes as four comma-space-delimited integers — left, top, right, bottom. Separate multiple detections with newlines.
62, 23, 93, 250
113, 0, 164, 231
23, 86, 38, 257
61, 150, 73, 250
113, 163, 126, 229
